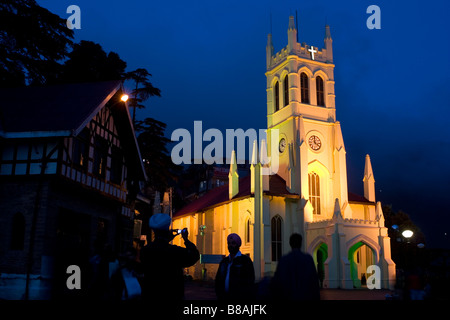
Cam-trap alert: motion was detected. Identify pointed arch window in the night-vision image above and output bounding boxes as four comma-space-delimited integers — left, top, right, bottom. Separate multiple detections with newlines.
271, 215, 283, 261
274, 81, 280, 112
300, 72, 310, 104
283, 74, 289, 107
316, 76, 325, 107
309, 172, 321, 215
245, 218, 251, 244
11, 212, 25, 250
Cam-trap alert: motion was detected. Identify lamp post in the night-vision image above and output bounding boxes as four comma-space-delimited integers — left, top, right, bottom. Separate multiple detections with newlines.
401, 229, 414, 274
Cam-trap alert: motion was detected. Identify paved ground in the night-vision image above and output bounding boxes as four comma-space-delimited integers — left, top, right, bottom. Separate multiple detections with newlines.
184, 280, 392, 300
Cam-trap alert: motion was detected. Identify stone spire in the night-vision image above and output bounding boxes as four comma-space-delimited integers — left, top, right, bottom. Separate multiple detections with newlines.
324, 24, 333, 63
363, 154, 376, 202
266, 33, 274, 69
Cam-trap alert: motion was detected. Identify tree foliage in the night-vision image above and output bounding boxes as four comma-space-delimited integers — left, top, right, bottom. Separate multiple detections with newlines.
0, 0, 73, 87
383, 205, 426, 245
56, 40, 127, 84
135, 118, 181, 194
124, 68, 161, 124
383, 204, 426, 269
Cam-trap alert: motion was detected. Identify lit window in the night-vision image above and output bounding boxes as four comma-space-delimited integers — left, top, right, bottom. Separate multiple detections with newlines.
73, 128, 90, 169
245, 219, 251, 243
309, 172, 321, 215
93, 136, 108, 178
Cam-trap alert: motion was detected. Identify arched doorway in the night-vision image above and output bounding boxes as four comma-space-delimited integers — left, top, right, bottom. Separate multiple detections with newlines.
313, 243, 328, 288
348, 241, 376, 288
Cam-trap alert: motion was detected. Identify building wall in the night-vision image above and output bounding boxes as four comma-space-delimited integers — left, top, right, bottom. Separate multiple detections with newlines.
0, 176, 132, 299
173, 197, 256, 281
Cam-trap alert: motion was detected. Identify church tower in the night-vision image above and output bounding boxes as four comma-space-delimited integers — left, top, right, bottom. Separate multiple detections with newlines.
266, 16, 350, 223
264, 16, 395, 289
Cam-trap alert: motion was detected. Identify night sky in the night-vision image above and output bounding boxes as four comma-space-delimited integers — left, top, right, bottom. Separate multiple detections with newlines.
38, 0, 450, 249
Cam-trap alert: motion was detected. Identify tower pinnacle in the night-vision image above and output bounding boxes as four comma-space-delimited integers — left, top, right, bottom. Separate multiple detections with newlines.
363, 154, 376, 202
324, 24, 333, 63
287, 16, 297, 53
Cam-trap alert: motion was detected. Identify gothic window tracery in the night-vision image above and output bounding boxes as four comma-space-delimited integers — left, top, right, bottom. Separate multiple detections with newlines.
309, 172, 321, 215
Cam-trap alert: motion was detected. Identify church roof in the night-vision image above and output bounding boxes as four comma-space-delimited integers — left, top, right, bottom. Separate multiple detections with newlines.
174, 176, 375, 218
0, 81, 121, 137
348, 192, 374, 204
174, 174, 299, 218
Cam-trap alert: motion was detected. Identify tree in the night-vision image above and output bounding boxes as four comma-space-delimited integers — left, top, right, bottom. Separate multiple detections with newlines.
383, 205, 426, 269
0, 0, 73, 86
56, 40, 127, 84
136, 118, 181, 194
124, 68, 161, 125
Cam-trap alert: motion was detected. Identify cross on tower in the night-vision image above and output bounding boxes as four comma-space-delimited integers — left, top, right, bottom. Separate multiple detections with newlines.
308, 45, 317, 60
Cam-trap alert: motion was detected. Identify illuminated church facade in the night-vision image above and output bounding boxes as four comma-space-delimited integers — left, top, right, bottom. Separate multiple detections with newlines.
173, 16, 396, 289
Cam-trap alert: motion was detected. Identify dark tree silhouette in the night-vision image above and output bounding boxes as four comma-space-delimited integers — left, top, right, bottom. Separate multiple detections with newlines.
383, 205, 426, 269
124, 68, 161, 125
135, 118, 181, 194
56, 40, 127, 84
0, 0, 73, 87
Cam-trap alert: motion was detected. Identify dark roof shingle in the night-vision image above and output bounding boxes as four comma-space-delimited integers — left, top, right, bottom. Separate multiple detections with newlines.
0, 81, 121, 135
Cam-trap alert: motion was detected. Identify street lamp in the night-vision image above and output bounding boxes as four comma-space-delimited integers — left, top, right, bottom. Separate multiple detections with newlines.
402, 230, 414, 239
121, 94, 129, 102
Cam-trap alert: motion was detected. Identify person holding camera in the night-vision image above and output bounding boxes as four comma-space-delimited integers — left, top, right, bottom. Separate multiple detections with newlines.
140, 213, 200, 301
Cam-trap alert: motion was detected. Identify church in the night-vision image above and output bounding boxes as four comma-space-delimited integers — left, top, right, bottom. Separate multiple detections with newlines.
172, 16, 396, 290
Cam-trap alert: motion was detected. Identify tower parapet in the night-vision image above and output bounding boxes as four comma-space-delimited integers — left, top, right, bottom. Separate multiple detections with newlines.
267, 16, 334, 71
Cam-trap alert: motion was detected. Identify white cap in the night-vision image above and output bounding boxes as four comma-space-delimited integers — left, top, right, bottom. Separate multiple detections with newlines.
149, 213, 171, 230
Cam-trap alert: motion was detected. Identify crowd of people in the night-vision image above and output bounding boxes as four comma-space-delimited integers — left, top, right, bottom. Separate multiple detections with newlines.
85, 213, 321, 301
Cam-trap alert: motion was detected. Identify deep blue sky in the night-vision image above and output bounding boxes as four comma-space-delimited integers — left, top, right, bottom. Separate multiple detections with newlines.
38, 0, 450, 249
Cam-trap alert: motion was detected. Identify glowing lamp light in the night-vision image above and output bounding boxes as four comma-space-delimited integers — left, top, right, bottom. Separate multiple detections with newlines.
402, 230, 414, 239
121, 94, 129, 102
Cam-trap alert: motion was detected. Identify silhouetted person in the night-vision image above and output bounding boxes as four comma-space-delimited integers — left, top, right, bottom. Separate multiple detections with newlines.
111, 247, 143, 300
271, 233, 320, 300
140, 213, 199, 301
87, 243, 118, 300
215, 233, 255, 300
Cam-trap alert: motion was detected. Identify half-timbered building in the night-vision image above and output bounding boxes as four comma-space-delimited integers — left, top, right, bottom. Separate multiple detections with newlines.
0, 81, 147, 299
